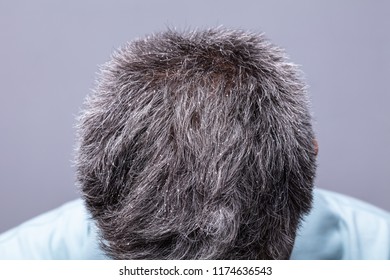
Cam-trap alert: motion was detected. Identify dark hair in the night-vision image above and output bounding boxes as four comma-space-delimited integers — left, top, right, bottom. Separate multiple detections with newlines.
75, 28, 317, 259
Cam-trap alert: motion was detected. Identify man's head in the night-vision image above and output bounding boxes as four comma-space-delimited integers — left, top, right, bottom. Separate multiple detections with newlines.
75, 28, 317, 259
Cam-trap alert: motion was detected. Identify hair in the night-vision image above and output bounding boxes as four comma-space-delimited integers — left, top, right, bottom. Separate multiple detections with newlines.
75, 27, 317, 260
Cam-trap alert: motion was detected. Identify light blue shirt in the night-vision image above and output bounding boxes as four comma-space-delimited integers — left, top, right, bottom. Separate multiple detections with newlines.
0, 189, 389, 259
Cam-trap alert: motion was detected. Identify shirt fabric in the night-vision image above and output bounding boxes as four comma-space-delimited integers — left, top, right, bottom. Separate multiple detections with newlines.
0, 189, 389, 259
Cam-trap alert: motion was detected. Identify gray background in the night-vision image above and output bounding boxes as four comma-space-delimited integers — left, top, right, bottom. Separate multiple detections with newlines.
0, 0, 389, 233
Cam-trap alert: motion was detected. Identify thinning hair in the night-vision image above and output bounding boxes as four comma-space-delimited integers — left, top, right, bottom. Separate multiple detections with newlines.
75, 28, 317, 260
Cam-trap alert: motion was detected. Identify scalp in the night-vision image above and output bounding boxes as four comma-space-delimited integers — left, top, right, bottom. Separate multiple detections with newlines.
75, 27, 316, 259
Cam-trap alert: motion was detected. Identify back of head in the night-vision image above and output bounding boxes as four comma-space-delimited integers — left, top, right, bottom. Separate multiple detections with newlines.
75, 28, 317, 259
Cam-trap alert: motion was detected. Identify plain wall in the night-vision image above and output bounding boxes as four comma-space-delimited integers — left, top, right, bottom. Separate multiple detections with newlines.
0, 0, 389, 232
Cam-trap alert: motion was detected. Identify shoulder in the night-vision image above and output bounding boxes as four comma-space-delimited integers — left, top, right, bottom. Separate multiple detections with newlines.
0, 199, 107, 259
291, 188, 390, 259
2, 190, 389, 259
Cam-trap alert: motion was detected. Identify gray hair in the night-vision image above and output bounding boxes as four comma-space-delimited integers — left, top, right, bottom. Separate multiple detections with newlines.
75, 28, 316, 259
